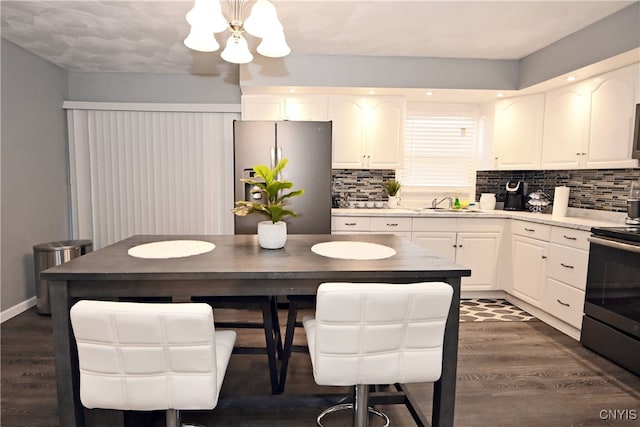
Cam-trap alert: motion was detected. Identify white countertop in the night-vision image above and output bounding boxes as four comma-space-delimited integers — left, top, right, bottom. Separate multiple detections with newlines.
331, 207, 627, 231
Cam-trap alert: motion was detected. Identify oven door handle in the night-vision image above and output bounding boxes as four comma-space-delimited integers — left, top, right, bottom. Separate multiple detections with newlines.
588, 236, 640, 253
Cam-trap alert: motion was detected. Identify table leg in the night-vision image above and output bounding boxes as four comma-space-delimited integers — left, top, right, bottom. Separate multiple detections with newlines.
50, 281, 84, 427
432, 277, 461, 427
261, 298, 281, 394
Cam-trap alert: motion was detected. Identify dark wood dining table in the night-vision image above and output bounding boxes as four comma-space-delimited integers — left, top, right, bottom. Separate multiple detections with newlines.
42, 233, 470, 427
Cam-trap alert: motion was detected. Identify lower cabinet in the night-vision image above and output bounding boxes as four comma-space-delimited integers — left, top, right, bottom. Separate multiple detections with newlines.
412, 218, 503, 291
543, 278, 585, 329
332, 213, 593, 339
331, 215, 411, 238
511, 234, 549, 307
509, 220, 590, 339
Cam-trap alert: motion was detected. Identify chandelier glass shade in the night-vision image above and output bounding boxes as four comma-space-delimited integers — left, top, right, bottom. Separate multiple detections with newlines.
184, 0, 290, 64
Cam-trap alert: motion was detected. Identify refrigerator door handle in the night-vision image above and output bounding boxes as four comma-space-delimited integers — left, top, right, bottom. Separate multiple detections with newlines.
270, 146, 276, 169
271, 146, 283, 179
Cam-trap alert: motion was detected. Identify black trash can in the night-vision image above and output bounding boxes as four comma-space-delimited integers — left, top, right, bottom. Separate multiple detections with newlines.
33, 240, 92, 315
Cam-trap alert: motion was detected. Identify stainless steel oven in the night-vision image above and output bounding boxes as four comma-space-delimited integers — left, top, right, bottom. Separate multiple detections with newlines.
581, 227, 640, 375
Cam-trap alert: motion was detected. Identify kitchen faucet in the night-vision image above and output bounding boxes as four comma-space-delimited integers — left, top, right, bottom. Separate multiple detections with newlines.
431, 196, 453, 209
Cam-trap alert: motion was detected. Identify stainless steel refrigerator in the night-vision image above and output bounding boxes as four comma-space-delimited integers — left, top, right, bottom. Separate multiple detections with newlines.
233, 120, 333, 235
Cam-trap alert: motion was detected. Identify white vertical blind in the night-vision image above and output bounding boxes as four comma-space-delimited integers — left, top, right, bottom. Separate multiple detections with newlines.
67, 108, 238, 249
398, 114, 477, 190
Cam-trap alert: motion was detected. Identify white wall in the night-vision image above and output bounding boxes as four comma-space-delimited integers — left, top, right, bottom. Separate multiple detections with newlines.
1, 39, 69, 316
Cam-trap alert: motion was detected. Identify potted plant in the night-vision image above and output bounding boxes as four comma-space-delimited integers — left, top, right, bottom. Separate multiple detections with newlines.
231, 158, 304, 249
383, 179, 402, 208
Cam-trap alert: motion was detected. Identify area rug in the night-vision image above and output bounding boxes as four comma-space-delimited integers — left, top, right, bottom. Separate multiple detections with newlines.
460, 299, 537, 322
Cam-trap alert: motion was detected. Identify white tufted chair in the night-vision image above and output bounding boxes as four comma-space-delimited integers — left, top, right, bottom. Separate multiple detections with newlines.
303, 282, 453, 427
70, 300, 237, 427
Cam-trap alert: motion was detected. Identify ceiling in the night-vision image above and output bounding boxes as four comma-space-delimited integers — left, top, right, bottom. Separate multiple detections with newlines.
2, 0, 634, 74
1, 1, 636, 103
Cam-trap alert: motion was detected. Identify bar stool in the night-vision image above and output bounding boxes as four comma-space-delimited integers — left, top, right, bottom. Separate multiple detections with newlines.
70, 300, 236, 427
302, 282, 453, 427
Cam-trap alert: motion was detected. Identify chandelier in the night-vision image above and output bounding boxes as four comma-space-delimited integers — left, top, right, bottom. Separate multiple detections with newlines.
184, 0, 290, 64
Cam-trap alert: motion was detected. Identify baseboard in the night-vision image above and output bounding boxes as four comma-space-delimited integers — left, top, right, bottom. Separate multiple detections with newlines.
1, 297, 37, 324
461, 290, 506, 300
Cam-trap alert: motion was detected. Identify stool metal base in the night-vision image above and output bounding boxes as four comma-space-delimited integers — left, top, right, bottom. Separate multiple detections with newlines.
316, 403, 390, 427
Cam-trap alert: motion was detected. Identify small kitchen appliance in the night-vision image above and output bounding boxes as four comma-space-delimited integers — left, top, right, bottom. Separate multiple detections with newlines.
503, 180, 527, 211
626, 181, 640, 225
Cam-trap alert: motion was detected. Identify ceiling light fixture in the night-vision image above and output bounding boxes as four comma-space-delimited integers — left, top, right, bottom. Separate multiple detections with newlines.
566, 76, 576, 82
184, 0, 290, 65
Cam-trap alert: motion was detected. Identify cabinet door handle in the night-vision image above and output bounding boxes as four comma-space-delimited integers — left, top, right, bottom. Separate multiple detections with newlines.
556, 299, 571, 307
524, 228, 535, 232
344, 222, 357, 226
560, 263, 574, 269
563, 235, 577, 241
541, 255, 547, 259
386, 223, 399, 227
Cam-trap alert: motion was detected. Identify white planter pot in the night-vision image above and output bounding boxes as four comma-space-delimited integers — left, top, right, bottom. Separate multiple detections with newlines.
257, 221, 287, 249
388, 195, 401, 208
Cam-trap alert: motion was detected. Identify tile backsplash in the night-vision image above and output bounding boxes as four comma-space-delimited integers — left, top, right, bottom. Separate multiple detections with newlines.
476, 169, 640, 212
333, 168, 640, 212
332, 169, 395, 201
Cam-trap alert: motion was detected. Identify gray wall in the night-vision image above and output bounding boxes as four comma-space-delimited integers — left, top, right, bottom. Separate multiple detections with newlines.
1, 39, 69, 312
1, 40, 243, 315
240, 2, 639, 92
520, 2, 640, 88
67, 69, 241, 103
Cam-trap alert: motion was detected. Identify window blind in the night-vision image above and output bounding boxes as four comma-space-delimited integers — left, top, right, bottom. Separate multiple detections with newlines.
67, 108, 238, 249
398, 114, 477, 190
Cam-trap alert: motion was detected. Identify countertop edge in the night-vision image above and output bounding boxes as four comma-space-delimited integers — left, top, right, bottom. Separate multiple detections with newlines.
331, 208, 624, 231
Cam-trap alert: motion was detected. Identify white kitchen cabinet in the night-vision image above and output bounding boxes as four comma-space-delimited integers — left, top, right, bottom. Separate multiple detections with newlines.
370, 216, 412, 238
493, 93, 545, 170
331, 215, 371, 234
412, 232, 457, 261
541, 81, 590, 169
242, 95, 285, 120
528, 63, 639, 170
412, 218, 503, 291
329, 96, 405, 169
542, 227, 590, 330
585, 64, 639, 169
242, 95, 328, 121
331, 215, 411, 238
510, 221, 550, 307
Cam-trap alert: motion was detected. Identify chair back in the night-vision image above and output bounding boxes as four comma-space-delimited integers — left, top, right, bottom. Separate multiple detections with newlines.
70, 300, 227, 411
306, 282, 453, 386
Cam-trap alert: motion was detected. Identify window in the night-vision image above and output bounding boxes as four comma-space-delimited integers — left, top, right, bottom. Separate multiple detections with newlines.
398, 113, 477, 193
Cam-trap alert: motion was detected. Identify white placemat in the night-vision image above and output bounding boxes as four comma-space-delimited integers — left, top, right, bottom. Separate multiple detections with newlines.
128, 240, 215, 259
311, 241, 396, 260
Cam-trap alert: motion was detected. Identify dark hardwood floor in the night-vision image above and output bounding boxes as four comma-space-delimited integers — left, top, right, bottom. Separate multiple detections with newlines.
2, 307, 639, 426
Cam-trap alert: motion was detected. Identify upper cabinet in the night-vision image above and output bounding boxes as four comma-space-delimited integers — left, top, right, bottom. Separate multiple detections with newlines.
542, 64, 639, 169
493, 93, 545, 170
329, 96, 405, 169
541, 81, 591, 169
241, 95, 328, 121
495, 63, 640, 171
585, 64, 639, 169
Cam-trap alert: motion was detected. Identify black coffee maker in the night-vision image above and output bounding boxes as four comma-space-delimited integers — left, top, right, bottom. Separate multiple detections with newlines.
504, 180, 527, 211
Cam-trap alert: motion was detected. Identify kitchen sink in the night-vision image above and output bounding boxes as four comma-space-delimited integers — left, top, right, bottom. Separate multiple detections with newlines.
412, 208, 474, 213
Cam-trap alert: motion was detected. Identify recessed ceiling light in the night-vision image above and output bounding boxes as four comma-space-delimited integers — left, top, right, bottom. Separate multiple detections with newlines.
368, 90, 376, 95
566, 76, 576, 82
426, 91, 433, 96
497, 93, 505, 98
288, 88, 296, 93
